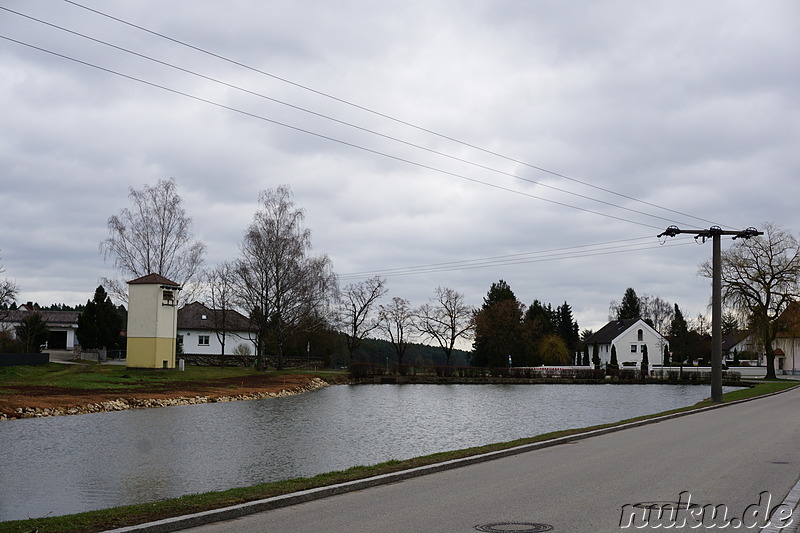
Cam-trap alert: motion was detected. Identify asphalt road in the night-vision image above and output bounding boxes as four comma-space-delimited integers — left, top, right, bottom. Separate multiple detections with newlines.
168, 387, 800, 533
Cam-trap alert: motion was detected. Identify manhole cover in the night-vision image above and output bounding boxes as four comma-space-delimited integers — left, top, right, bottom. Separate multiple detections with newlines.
475, 523, 553, 532
633, 501, 700, 510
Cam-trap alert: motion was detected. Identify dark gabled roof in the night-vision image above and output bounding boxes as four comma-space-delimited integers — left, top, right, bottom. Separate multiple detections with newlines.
128, 273, 181, 287
722, 330, 749, 350
1, 309, 80, 327
584, 319, 641, 345
177, 302, 254, 332
776, 301, 800, 337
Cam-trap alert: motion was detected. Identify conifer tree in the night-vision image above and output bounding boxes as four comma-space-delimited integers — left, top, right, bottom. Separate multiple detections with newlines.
669, 304, 689, 364
641, 345, 649, 379
609, 345, 619, 370
592, 342, 601, 368
617, 288, 642, 320
77, 286, 123, 349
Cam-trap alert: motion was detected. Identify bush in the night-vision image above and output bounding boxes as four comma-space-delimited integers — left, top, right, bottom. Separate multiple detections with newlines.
0, 330, 22, 353
348, 362, 385, 379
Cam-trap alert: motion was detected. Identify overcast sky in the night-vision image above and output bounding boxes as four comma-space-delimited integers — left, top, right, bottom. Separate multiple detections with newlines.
1, 0, 799, 334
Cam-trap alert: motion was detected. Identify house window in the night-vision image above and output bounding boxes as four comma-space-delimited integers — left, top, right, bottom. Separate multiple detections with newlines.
637, 329, 643, 341
630, 345, 637, 353
198, 335, 210, 346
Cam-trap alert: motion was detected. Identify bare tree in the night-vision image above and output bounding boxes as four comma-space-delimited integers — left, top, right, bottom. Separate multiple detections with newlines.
378, 297, 416, 371
205, 261, 238, 356
700, 222, 800, 379
336, 276, 387, 364
0, 254, 19, 321
100, 178, 206, 302
234, 185, 337, 370
416, 286, 474, 366
642, 294, 672, 366
643, 295, 673, 334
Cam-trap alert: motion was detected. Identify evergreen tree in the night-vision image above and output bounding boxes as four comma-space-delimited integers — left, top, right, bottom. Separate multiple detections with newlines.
16, 313, 49, 353
582, 344, 590, 366
592, 342, 600, 367
618, 288, 642, 320
669, 304, 689, 365
77, 285, 123, 349
472, 280, 523, 367
482, 280, 516, 309
609, 345, 619, 370
521, 299, 554, 365
641, 345, 649, 378
556, 301, 580, 356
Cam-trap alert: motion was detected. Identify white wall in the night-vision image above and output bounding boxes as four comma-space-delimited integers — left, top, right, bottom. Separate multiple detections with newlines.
178, 329, 254, 356
613, 321, 668, 366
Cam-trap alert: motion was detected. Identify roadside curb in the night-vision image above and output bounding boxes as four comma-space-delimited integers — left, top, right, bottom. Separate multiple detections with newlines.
106, 383, 797, 533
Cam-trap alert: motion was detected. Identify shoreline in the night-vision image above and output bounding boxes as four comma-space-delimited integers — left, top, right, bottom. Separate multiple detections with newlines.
0, 377, 331, 421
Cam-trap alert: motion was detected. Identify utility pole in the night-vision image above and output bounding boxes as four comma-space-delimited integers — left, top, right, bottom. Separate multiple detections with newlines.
658, 225, 762, 402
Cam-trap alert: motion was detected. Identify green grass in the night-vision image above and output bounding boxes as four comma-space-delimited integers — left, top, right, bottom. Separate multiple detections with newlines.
0, 363, 310, 391
1, 379, 796, 533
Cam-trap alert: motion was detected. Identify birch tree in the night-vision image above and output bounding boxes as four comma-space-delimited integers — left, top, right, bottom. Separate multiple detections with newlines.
100, 178, 206, 302
205, 261, 238, 356
234, 185, 337, 370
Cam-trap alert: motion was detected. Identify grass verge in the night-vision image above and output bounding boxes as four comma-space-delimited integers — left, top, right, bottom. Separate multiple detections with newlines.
1, 379, 797, 533
0, 363, 344, 392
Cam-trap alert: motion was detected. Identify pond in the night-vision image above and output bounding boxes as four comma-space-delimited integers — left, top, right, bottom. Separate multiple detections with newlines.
0, 383, 736, 521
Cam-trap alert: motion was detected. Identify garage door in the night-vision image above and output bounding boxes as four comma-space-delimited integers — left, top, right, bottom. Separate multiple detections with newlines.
48, 331, 67, 350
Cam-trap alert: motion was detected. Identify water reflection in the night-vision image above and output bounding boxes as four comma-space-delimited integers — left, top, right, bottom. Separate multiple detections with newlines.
0, 383, 735, 521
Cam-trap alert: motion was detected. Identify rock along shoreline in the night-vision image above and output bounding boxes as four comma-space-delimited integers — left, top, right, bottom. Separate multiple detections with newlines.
0, 377, 330, 421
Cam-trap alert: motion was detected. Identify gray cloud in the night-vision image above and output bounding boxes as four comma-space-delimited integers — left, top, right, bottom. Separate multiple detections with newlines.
1, 0, 798, 333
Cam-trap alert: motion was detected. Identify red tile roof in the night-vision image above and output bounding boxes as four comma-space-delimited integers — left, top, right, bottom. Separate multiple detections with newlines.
127, 273, 182, 287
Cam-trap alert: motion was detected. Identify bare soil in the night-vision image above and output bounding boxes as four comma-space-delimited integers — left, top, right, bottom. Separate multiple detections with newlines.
0, 373, 322, 418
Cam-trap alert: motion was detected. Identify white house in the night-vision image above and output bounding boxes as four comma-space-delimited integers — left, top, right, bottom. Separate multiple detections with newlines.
0, 306, 80, 350
584, 318, 669, 368
727, 302, 800, 375
176, 302, 255, 356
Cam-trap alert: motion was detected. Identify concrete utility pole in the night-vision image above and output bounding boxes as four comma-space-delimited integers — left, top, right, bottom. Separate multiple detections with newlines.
658, 225, 762, 402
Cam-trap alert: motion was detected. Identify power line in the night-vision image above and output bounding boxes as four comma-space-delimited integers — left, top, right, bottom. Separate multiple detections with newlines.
2, 6, 704, 230
60, 0, 725, 230
0, 33, 674, 231
339, 237, 696, 280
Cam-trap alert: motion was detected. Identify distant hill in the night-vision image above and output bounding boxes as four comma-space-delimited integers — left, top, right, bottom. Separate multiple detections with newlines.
274, 329, 472, 369
353, 337, 472, 367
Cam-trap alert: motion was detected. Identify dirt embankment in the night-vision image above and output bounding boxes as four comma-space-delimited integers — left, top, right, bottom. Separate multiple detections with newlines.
0, 373, 341, 421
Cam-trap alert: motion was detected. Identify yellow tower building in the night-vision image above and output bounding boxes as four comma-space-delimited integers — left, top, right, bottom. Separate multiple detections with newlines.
126, 273, 182, 369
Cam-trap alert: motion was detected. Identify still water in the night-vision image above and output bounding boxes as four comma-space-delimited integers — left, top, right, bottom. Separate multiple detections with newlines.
0, 383, 735, 521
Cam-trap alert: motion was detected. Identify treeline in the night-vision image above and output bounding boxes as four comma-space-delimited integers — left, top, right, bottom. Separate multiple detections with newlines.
472, 280, 580, 368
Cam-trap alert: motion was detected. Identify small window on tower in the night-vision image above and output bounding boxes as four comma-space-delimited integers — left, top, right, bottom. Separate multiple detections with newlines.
162, 290, 175, 306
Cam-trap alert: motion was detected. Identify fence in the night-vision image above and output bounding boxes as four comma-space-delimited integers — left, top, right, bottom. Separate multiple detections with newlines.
0, 353, 49, 367
349, 363, 743, 383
